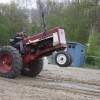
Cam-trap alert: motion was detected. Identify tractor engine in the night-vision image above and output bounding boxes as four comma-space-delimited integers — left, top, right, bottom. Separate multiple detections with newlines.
23, 27, 66, 54
29, 37, 53, 54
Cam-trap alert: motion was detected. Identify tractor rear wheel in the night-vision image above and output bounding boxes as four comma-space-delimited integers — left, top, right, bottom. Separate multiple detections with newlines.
21, 58, 43, 77
0, 46, 22, 78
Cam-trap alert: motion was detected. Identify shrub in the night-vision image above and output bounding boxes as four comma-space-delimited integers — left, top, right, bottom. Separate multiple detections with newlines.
85, 56, 95, 65
85, 56, 100, 69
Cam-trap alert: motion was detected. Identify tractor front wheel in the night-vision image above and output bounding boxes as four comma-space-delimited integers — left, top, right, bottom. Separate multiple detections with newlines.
67, 52, 73, 66
21, 58, 43, 77
55, 51, 70, 67
0, 46, 22, 78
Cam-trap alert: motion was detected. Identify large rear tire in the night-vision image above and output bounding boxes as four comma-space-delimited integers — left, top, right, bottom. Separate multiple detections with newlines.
21, 58, 43, 77
0, 46, 22, 78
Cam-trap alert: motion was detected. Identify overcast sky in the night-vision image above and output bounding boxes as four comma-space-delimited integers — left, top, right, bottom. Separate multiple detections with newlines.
0, 0, 37, 8
0, 0, 37, 3
0, 0, 11, 3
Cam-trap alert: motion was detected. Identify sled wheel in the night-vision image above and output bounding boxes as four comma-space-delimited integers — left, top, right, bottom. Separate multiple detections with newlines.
0, 46, 22, 78
67, 52, 73, 66
21, 58, 43, 77
55, 51, 70, 67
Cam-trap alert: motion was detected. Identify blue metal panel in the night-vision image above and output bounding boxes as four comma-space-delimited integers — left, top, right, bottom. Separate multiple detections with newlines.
79, 46, 86, 66
66, 43, 77, 66
67, 42, 86, 66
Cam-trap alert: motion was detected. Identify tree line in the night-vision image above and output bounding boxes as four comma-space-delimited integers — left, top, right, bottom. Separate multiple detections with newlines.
0, 0, 100, 56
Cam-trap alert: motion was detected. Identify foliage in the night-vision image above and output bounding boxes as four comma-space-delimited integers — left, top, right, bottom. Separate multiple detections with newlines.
86, 29, 100, 56
0, 23, 9, 46
85, 56, 100, 69
0, 0, 100, 61
85, 56, 95, 65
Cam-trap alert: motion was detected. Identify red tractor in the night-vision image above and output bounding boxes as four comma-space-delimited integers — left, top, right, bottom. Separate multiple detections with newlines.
0, 1, 73, 78
0, 27, 72, 78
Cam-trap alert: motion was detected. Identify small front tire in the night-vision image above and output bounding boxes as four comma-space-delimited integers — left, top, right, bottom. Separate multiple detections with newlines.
67, 52, 73, 66
55, 51, 70, 67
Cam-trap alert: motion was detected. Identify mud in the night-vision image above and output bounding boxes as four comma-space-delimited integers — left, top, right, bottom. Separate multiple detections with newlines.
0, 64, 100, 100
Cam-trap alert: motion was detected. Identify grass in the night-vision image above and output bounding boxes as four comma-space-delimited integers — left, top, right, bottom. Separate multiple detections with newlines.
79, 64, 100, 70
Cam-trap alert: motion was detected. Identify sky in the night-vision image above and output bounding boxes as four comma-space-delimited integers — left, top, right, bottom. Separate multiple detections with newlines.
0, 0, 11, 3
0, 0, 37, 4
0, 0, 37, 8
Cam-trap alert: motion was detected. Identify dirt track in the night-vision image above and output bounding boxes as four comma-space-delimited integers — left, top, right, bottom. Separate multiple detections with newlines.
0, 64, 100, 100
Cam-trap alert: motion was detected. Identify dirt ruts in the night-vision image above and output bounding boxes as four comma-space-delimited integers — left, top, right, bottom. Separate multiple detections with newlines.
0, 64, 100, 100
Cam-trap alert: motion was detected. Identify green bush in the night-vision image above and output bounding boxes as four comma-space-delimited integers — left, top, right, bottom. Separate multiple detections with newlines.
85, 56, 100, 69
86, 29, 100, 57
85, 56, 95, 65
94, 57, 100, 69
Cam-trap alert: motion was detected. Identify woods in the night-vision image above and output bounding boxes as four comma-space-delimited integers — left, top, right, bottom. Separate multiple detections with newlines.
0, 0, 100, 57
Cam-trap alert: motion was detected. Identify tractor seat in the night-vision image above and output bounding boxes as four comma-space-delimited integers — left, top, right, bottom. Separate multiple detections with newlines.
10, 39, 16, 46
9, 39, 19, 48
9, 39, 26, 52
